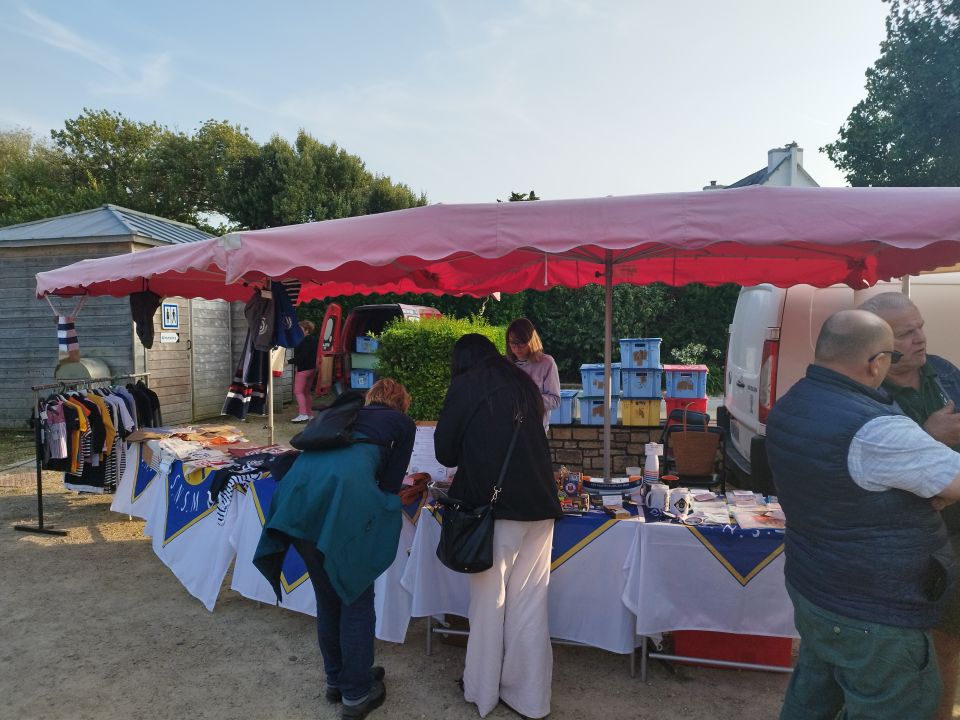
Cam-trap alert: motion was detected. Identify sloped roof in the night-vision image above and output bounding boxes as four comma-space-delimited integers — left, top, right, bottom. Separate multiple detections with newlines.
726, 157, 788, 188
726, 156, 820, 189
0, 204, 212, 246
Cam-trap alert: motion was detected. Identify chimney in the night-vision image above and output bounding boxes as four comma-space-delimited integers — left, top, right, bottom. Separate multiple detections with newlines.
702, 180, 726, 191
768, 141, 801, 185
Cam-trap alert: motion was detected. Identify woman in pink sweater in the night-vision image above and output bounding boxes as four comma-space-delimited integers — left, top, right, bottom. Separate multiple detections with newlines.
506, 318, 561, 431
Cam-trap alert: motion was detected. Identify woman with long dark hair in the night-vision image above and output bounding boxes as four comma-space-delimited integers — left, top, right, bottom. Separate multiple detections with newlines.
435, 334, 562, 719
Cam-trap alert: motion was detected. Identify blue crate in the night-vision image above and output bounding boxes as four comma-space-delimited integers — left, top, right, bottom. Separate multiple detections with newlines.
618, 338, 662, 369
663, 364, 708, 398
621, 368, 663, 398
350, 368, 376, 389
580, 363, 621, 397
578, 396, 621, 426
549, 389, 579, 425
355, 335, 379, 353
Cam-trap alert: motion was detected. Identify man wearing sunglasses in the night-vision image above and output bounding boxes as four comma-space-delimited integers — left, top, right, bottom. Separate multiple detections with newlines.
860, 292, 960, 720
767, 309, 960, 720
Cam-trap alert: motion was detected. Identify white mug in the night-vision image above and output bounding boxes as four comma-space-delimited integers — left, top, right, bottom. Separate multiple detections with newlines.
644, 483, 670, 512
669, 487, 695, 518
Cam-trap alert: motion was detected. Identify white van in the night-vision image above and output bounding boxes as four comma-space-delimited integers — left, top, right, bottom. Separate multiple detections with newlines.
723, 273, 960, 492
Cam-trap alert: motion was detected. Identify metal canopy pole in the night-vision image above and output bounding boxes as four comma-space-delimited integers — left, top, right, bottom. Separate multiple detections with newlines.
603, 252, 613, 482
267, 350, 276, 446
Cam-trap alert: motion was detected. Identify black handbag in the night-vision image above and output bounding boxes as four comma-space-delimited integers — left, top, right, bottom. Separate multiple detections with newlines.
290, 390, 382, 451
435, 413, 523, 574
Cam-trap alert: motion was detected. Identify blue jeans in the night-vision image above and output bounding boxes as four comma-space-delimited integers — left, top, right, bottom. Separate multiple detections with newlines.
292, 538, 376, 702
781, 581, 942, 720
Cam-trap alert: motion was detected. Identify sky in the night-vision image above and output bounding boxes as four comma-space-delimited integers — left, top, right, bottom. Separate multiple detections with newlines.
0, 0, 891, 204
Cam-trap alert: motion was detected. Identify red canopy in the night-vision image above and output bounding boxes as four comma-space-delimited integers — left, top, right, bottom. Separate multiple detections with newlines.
36, 186, 960, 301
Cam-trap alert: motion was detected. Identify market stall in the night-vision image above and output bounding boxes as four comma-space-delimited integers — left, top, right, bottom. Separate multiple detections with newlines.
30, 185, 960, 675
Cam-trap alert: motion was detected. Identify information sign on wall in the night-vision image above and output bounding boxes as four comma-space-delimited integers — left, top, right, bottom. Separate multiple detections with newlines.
161, 302, 180, 329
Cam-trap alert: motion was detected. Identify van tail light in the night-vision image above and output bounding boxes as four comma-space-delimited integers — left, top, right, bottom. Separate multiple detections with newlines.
758, 338, 779, 423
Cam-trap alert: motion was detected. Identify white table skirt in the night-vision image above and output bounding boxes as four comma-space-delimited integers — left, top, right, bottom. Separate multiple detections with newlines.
622, 521, 797, 638
112, 455, 796, 648
400, 509, 644, 654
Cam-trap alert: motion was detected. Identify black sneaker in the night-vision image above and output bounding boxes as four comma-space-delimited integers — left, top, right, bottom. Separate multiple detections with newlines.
341, 679, 386, 719
325, 666, 385, 703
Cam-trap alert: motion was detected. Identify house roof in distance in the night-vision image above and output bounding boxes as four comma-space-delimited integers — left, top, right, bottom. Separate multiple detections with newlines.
0, 204, 212, 247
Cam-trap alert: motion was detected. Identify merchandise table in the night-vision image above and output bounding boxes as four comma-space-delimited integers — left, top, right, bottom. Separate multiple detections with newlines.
622, 518, 797, 679
112, 444, 796, 679
401, 506, 644, 657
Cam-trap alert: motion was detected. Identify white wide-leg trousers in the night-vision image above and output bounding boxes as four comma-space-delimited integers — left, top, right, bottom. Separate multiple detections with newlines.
463, 518, 554, 719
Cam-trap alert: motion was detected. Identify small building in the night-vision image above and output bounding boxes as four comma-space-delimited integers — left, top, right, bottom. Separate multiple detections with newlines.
0, 205, 290, 429
703, 141, 820, 190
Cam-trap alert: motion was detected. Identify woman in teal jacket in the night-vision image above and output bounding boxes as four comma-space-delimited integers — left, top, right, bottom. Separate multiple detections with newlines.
255, 379, 415, 720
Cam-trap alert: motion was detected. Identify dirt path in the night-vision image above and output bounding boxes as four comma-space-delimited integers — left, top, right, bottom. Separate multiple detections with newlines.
0, 416, 791, 720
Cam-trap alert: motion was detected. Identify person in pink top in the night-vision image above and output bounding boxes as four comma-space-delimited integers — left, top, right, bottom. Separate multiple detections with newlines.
506, 318, 561, 431
290, 320, 319, 422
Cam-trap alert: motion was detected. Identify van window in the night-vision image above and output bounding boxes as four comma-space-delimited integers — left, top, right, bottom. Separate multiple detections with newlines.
322, 316, 336, 351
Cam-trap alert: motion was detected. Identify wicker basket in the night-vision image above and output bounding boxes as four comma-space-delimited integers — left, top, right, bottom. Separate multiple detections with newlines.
671, 407, 719, 476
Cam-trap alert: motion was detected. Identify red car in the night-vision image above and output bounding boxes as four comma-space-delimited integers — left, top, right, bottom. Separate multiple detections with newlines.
314, 303, 441, 395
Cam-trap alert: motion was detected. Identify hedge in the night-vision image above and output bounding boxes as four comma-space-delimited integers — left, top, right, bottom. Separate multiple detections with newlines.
376, 315, 505, 420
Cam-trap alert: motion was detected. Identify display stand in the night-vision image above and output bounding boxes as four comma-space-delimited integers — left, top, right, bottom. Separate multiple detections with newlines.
17, 373, 149, 536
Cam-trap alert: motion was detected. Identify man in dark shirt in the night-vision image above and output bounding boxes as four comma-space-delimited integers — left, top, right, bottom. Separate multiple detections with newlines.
860, 292, 960, 720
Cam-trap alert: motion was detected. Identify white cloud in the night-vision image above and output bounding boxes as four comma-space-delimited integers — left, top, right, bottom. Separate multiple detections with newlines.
19, 6, 125, 77
17, 7, 172, 96
95, 53, 172, 96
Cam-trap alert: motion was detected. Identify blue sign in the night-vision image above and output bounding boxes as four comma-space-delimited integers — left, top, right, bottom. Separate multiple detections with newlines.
161, 302, 179, 329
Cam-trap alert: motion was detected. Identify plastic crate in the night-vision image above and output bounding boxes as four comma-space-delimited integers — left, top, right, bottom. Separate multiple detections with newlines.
665, 397, 709, 429
350, 352, 380, 370
621, 368, 663, 398
621, 398, 661, 426
618, 338, 662, 369
672, 631, 793, 668
350, 368, 376, 389
580, 363, 621, 397
355, 335, 379, 353
664, 364, 709, 399
578, 396, 620, 425
549, 389, 579, 425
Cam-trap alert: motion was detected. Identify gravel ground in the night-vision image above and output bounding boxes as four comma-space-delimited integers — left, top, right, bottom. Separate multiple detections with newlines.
0, 413, 795, 720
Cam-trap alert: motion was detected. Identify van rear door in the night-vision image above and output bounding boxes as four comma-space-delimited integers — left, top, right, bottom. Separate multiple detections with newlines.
314, 303, 343, 395
725, 285, 786, 463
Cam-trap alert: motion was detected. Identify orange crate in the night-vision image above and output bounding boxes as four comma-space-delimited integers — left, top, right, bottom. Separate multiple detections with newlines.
673, 630, 793, 668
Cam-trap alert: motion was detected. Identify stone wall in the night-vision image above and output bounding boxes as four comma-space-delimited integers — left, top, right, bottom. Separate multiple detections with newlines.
548, 424, 659, 476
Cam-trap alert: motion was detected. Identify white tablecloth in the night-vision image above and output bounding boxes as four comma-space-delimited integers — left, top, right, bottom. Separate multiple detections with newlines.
400, 508, 644, 654
622, 521, 797, 638
111, 447, 797, 647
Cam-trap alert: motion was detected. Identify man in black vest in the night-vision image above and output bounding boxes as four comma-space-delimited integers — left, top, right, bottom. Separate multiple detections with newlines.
859, 292, 960, 720
767, 309, 960, 720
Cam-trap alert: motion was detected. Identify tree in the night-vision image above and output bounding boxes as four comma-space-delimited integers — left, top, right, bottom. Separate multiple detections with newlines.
0, 129, 71, 225
498, 190, 540, 202
823, 0, 960, 186
0, 110, 426, 230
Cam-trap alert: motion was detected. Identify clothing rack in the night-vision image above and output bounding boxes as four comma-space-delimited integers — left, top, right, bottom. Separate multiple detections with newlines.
17, 373, 150, 536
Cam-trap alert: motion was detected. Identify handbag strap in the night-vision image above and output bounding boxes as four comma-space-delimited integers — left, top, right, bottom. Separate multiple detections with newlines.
490, 412, 524, 505
682, 404, 706, 433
